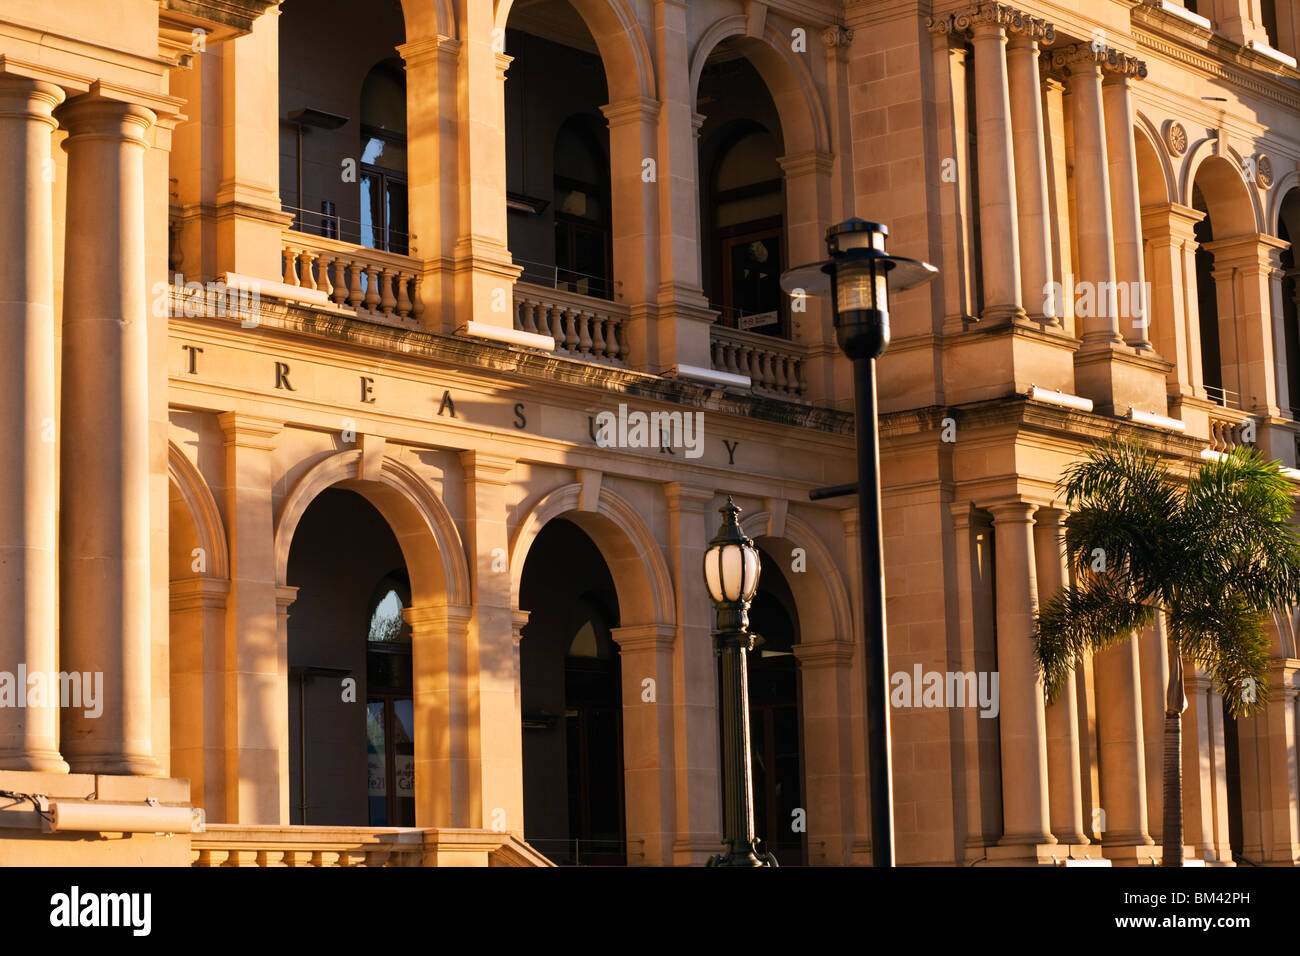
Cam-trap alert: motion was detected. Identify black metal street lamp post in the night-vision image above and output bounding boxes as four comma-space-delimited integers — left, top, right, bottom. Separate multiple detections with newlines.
702, 497, 773, 867
781, 219, 937, 867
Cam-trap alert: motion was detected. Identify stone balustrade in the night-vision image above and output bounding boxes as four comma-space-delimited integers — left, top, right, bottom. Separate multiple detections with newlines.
191, 825, 553, 867
710, 325, 807, 399
1207, 405, 1255, 453
513, 281, 628, 365
281, 232, 425, 328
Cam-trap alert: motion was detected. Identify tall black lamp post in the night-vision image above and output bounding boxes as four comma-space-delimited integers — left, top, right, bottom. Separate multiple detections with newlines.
781, 219, 937, 867
702, 497, 773, 867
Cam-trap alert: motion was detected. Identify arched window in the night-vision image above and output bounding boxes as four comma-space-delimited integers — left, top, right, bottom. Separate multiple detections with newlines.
360, 60, 408, 255
365, 570, 414, 826
553, 118, 612, 300
707, 125, 787, 337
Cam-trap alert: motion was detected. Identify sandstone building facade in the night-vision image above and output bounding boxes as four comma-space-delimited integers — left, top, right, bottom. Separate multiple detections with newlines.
0, 0, 1296, 866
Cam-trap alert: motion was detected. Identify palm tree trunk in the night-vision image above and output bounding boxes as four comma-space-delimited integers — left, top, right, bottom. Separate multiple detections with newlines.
1161, 640, 1186, 867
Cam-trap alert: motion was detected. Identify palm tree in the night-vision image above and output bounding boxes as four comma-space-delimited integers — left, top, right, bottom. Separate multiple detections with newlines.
1034, 439, 1300, 866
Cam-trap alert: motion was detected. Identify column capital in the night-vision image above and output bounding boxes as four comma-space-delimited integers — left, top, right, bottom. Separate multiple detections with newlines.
793, 639, 855, 667
611, 623, 676, 653
1030, 502, 1069, 526
1203, 233, 1290, 271
55, 93, 156, 146
1140, 202, 1204, 241
0, 74, 64, 124
405, 602, 473, 632
512, 609, 530, 642
275, 585, 299, 613
170, 576, 231, 612
397, 35, 457, 70
778, 150, 834, 178
600, 95, 661, 127
218, 411, 282, 449
985, 498, 1038, 523
1052, 43, 1146, 79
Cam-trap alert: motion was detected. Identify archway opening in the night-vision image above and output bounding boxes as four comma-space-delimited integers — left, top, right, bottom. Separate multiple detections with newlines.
518, 516, 625, 865
746, 545, 806, 865
286, 487, 414, 826
1279, 188, 1300, 417
698, 47, 787, 337
278, 0, 406, 244
504, 2, 612, 298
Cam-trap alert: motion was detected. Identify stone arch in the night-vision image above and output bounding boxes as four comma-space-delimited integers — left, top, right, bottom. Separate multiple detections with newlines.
1268, 170, 1300, 235
402, 0, 455, 40
273, 449, 471, 608
1134, 113, 1176, 206
739, 510, 853, 646
689, 15, 831, 155
168, 441, 228, 581
496, 0, 655, 102
509, 482, 675, 629
1183, 145, 1262, 236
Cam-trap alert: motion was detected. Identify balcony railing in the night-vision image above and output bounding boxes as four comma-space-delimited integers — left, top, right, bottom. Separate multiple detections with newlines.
1207, 403, 1255, 453
281, 231, 425, 329
191, 825, 553, 867
710, 325, 807, 399
513, 281, 628, 366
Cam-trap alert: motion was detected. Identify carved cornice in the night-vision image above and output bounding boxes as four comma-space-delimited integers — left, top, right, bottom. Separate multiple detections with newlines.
822, 25, 854, 48
1051, 43, 1148, 79
928, 4, 1054, 44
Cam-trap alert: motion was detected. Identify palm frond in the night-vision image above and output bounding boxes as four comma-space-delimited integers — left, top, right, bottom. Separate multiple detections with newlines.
1034, 574, 1155, 703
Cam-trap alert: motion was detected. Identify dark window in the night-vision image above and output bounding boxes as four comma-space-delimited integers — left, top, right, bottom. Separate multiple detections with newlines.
366, 572, 414, 826
706, 127, 788, 337
553, 119, 612, 300
360, 60, 409, 255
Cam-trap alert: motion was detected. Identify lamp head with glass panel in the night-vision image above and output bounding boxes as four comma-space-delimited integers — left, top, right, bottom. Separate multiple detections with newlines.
703, 497, 762, 637
780, 218, 938, 361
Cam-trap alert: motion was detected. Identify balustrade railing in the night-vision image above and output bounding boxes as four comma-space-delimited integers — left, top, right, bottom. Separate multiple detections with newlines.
1207, 405, 1255, 453
710, 325, 807, 399
513, 281, 628, 365
281, 232, 424, 329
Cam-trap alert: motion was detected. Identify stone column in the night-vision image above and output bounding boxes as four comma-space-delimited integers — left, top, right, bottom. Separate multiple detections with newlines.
406, 602, 471, 828
1236, 661, 1300, 864
1138, 614, 1172, 845
1060, 47, 1122, 347
601, 96, 661, 367
779, 150, 835, 404
794, 639, 857, 865
1032, 506, 1087, 845
651, 0, 715, 373
213, 9, 291, 284
664, 483, 722, 864
1205, 235, 1288, 421
611, 623, 677, 866
460, 451, 523, 835
988, 500, 1053, 848
1093, 635, 1153, 854
1142, 203, 1205, 400
400, 34, 461, 332
217, 413, 284, 822
1006, 24, 1056, 322
950, 503, 1001, 852
967, 8, 1025, 323
1102, 66, 1151, 349
1042, 77, 1075, 337
1181, 659, 1233, 862
168, 577, 229, 817
926, 24, 979, 334
453, 6, 521, 332
57, 94, 159, 775
0, 76, 66, 773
